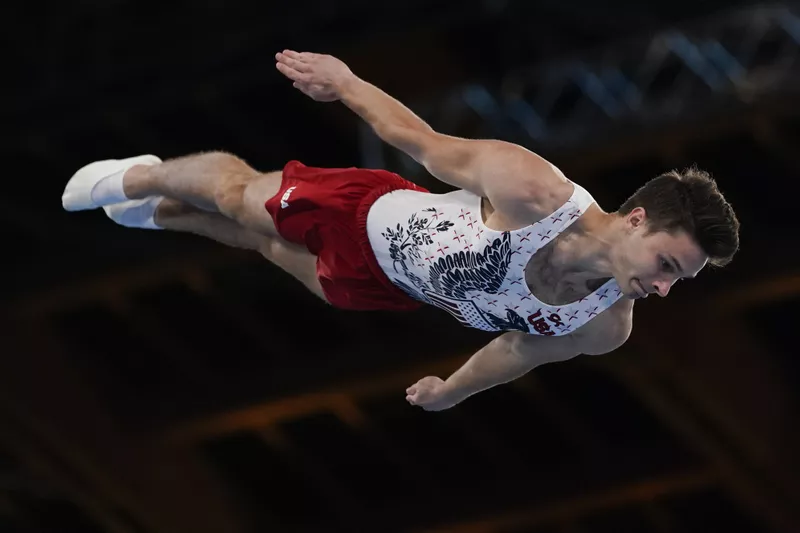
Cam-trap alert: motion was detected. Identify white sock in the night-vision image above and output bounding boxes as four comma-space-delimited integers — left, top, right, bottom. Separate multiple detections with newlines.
90, 169, 130, 205
103, 197, 164, 229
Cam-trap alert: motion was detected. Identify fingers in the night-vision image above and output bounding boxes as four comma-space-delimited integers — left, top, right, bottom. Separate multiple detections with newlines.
279, 49, 313, 60
406, 383, 418, 406
275, 62, 311, 83
275, 52, 312, 73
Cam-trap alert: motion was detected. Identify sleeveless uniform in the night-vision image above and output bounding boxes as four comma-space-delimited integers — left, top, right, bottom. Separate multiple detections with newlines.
265, 160, 623, 335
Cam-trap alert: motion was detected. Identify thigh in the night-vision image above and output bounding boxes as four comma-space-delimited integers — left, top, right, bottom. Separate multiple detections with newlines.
258, 236, 328, 303
156, 199, 267, 251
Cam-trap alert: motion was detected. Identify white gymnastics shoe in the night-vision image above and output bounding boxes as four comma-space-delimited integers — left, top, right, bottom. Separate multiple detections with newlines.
62, 154, 161, 211
103, 196, 165, 230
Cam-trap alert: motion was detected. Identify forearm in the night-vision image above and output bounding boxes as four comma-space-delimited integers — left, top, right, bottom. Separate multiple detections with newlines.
339, 77, 434, 161
442, 335, 536, 403
442, 333, 579, 404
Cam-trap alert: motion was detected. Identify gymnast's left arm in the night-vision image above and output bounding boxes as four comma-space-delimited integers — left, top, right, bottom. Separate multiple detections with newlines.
274, 49, 570, 211
274, 50, 439, 164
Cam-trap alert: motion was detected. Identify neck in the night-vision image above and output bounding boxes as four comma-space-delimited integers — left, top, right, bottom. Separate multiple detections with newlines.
553, 207, 621, 286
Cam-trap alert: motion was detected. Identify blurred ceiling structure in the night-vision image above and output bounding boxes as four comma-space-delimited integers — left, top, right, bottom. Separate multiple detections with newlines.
2, 1, 798, 532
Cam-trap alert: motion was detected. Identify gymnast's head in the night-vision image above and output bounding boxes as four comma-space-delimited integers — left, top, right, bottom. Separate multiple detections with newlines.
608, 167, 740, 300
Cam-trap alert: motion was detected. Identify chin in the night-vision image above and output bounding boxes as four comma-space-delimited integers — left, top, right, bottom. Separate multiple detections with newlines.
619, 277, 640, 299
622, 289, 639, 300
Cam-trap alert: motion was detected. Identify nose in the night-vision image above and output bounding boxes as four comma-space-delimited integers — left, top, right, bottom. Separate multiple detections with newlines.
652, 280, 672, 297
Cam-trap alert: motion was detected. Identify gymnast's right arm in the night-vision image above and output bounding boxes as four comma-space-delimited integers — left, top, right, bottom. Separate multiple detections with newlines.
406, 311, 632, 412
405, 332, 581, 411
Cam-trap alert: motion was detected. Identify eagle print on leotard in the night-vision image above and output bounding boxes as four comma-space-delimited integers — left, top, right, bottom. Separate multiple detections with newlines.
382, 212, 534, 333
368, 185, 623, 335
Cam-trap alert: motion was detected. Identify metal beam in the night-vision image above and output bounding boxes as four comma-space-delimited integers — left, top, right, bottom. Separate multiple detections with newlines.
0, 407, 141, 533
642, 317, 800, 512
8, 248, 254, 318
413, 468, 717, 533
9, 233, 795, 325
444, 407, 528, 470
372, 101, 800, 191
358, 4, 800, 163
0, 318, 250, 533
329, 399, 448, 498
107, 297, 222, 395
257, 427, 371, 528
641, 501, 683, 533
163, 353, 467, 445
510, 375, 604, 459
597, 346, 798, 533
710, 272, 800, 312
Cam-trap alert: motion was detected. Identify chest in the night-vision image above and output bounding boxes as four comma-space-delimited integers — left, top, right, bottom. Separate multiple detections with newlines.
523, 238, 608, 306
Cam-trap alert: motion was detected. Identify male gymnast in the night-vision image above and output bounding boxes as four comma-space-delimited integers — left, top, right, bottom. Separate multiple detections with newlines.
61, 50, 740, 411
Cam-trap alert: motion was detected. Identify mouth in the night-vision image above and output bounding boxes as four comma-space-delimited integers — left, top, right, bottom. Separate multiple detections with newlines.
631, 278, 648, 299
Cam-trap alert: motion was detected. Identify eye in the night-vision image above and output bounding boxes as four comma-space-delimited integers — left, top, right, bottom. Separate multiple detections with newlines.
660, 257, 674, 272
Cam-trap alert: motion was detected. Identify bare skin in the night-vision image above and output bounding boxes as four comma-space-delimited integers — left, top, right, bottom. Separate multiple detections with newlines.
124, 147, 641, 414
123, 152, 284, 237
154, 197, 325, 300
273, 50, 710, 410
121, 152, 326, 295
66, 50, 710, 414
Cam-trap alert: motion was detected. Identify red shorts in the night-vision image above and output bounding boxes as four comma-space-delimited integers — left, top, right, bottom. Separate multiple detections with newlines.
264, 160, 428, 311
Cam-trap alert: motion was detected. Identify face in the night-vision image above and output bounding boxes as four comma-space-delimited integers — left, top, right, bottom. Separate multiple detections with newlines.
612, 208, 709, 299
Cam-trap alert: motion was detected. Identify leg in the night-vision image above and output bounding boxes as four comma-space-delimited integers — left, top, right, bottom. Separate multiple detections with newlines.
63, 151, 284, 237
154, 198, 265, 250
123, 152, 283, 236
153, 198, 327, 301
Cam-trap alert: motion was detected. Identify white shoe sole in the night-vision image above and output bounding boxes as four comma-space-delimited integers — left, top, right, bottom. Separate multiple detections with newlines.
103, 197, 165, 229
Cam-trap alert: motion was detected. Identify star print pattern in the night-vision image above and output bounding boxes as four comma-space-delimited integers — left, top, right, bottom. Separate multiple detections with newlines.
368, 186, 623, 334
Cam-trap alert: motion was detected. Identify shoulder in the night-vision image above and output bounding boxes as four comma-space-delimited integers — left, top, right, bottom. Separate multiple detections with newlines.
490, 142, 575, 209
569, 298, 634, 355
443, 138, 576, 216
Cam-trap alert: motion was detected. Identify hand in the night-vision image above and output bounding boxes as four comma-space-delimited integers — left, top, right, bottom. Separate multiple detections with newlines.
406, 376, 460, 411
275, 50, 356, 102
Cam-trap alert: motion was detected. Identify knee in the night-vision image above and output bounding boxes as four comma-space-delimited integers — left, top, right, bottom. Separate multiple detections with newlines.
213, 180, 248, 220
205, 152, 258, 218
201, 151, 252, 171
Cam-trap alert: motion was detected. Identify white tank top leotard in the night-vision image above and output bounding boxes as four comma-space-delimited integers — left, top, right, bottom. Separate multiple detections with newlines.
365, 182, 623, 336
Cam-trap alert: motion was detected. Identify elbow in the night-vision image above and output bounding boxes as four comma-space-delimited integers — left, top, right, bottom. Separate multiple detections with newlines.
583, 323, 632, 356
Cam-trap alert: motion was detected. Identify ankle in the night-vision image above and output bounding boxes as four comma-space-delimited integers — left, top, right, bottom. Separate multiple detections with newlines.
122, 164, 156, 198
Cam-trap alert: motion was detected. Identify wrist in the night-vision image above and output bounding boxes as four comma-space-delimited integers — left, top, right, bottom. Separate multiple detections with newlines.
336, 74, 365, 101
440, 377, 470, 404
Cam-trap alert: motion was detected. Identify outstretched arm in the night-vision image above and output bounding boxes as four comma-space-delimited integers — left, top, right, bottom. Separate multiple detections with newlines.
406, 304, 633, 411
406, 332, 579, 411
275, 50, 569, 212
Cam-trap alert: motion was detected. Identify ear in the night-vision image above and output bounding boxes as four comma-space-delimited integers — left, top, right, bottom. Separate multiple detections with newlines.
626, 207, 647, 230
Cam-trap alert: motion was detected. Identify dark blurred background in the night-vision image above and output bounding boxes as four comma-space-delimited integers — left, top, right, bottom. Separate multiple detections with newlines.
2, 1, 799, 532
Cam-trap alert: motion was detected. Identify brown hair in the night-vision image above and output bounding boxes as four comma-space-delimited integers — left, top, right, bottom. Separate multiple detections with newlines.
617, 167, 740, 267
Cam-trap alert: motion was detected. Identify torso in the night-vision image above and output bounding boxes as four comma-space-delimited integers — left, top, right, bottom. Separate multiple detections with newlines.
481, 194, 611, 305
366, 183, 626, 336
